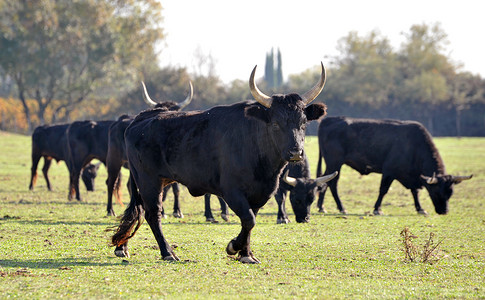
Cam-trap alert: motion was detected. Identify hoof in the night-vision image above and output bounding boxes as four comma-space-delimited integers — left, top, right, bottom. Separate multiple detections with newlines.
318, 207, 327, 214
206, 217, 218, 223
373, 209, 383, 215
340, 210, 348, 215
239, 255, 261, 264
161, 213, 167, 219
226, 240, 238, 255
417, 209, 428, 215
107, 211, 116, 217
221, 214, 229, 222
162, 254, 180, 261
276, 218, 290, 224
114, 249, 129, 258
173, 212, 184, 218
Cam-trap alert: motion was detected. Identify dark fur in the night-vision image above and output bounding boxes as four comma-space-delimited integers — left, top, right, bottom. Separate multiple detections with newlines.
106, 102, 186, 216
111, 95, 327, 261
316, 116, 466, 215
275, 153, 322, 223
29, 124, 98, 192
66, 120, 115, 201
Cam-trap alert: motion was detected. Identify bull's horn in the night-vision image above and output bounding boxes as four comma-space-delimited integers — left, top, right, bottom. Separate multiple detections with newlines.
178, 81, 193, 109
421, 172, 438, 185
452, 174, 473, 183
282, 170, 297, 187
315, 171, 338, 187
141, 81, 157, 107
249, 65, 272, 108
301, 62, 327, 106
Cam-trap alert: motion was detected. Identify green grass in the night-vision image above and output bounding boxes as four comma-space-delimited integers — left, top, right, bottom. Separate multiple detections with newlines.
0, 131, 484, 299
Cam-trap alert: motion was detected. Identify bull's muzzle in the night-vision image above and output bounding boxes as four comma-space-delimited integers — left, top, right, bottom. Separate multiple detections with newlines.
288, 149, 303, 162
296, 215, 310, 223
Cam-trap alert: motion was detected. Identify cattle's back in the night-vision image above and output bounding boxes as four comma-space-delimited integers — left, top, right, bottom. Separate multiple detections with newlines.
32, 124, 70, 160
67, 120, 115, 162
319, 116, 445, 186
126, 101, 285, 200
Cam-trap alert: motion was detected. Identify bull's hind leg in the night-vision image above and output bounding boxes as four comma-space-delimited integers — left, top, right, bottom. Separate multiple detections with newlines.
141, 180, 179, 261
42, 158, 53, 191
321, 167, 347, 214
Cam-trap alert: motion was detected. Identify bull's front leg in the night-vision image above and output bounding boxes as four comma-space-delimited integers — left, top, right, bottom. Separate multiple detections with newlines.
224, 192, 260, 264
274, 188, 290, 224
411, 189, 428, 215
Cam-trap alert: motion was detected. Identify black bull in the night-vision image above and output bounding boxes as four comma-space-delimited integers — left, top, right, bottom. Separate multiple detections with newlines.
105, 81, 193, 217
111, 63, 328, 263
275, 153, 337, 224
66, 120, 116, 201
29, 124, 100, 192
316, 116, 473, 215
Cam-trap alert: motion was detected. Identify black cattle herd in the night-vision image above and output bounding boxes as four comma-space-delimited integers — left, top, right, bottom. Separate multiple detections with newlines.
28, 63, 472, 264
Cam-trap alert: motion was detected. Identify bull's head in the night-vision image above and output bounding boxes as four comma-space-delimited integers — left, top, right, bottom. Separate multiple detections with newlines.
141, 81, 193, 111
245, 62, 327, 162
421, 173, 473, 214
81, 162, 101, 192
283, 170, 338, 222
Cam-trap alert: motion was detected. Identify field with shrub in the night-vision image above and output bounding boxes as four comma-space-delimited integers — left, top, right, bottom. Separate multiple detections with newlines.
0, 131, 483, 299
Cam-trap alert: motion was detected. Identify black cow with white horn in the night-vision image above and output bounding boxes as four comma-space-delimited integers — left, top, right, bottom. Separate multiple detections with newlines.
276, 153, 337, 224
316, 117, 473, 215
105, 81, 193, 216
111, 63, 328, 263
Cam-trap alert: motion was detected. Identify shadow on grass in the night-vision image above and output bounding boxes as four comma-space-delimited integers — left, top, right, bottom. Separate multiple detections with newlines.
1, 198, 105, 206
0, 256, 199, 270
0, 257, 116, 269
3, 218, 114, 227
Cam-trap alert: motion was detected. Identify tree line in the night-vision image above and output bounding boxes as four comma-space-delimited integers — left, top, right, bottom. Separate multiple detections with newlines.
0, 1, 484, 136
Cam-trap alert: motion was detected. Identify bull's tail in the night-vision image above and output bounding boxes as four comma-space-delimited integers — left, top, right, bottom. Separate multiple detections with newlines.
110, 171, 144, 247
316, 147, 323, 177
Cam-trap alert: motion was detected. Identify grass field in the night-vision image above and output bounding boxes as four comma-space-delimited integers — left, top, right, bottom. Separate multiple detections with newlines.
0, 131, 484, 299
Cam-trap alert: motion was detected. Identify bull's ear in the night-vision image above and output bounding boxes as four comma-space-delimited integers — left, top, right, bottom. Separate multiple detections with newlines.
245, 105, 270, 123
305, 103, 327, 121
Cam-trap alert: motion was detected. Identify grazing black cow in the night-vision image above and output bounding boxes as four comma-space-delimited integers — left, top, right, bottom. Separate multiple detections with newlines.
316, 116, 473, 215
105, 81, 193, 216
111, 63, 328, 263
66, 120, 115, 201
80, 162, 102, 191
275, 153, 337, 224
29, 124, 99, 192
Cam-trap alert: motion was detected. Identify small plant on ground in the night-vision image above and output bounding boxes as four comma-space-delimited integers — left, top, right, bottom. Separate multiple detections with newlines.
400, 226, 445, 264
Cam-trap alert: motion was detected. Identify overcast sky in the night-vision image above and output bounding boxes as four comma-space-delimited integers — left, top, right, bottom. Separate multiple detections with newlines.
158, 0, 485, 83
